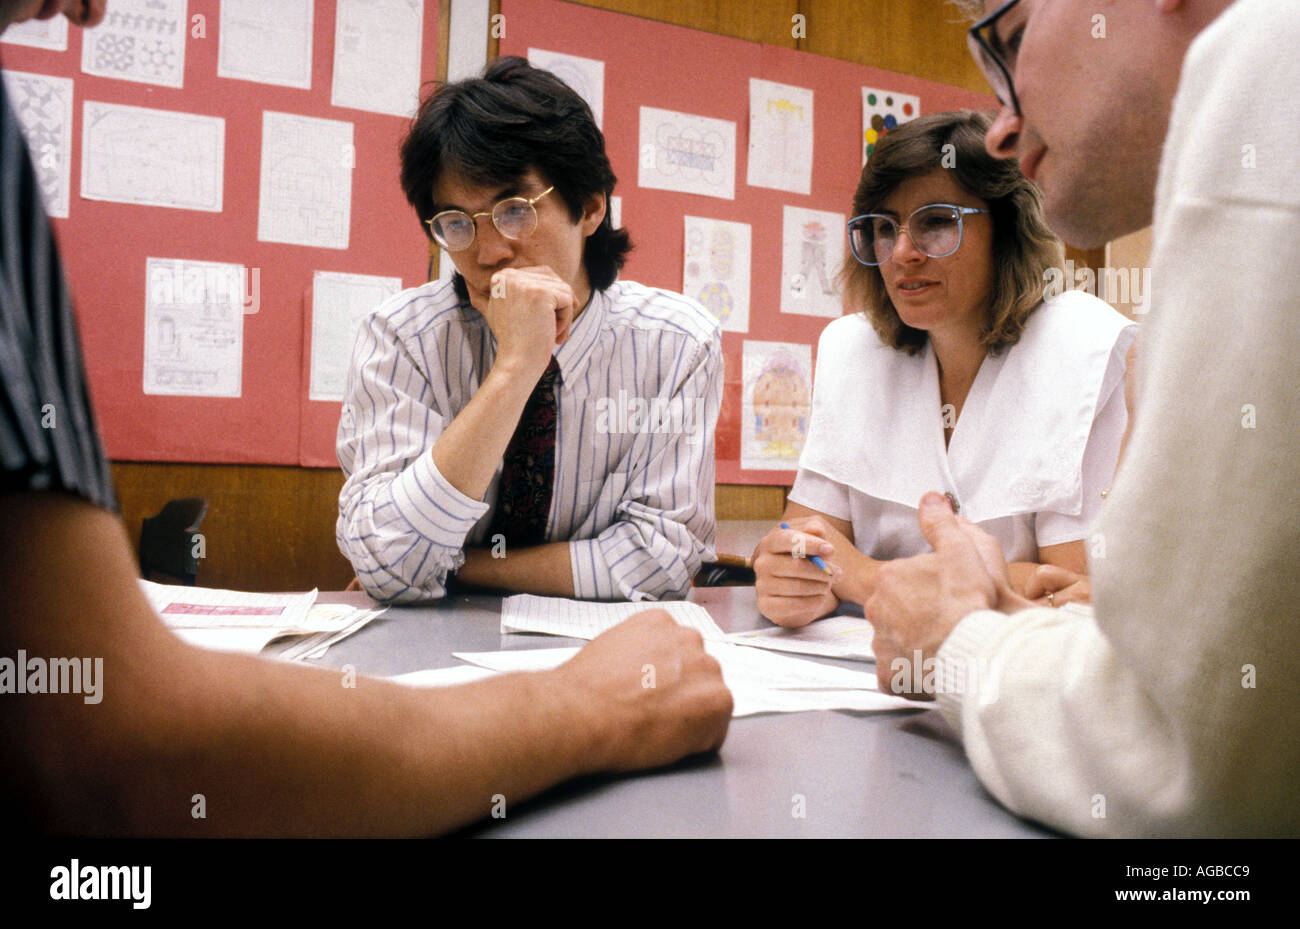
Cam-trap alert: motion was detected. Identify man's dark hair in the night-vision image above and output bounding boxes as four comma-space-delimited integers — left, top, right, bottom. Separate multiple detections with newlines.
400, 56, 632, 291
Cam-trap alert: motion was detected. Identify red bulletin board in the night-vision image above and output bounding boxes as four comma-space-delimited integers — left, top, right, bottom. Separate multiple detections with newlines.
1, 0, 439, 467
502, 0, 994, 484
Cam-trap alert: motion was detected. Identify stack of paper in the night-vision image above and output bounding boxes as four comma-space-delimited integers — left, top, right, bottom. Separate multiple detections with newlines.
391, 596, 916, 716
500, 593, 726, 640
725, 615, 877, 662
142, 580, 383, 659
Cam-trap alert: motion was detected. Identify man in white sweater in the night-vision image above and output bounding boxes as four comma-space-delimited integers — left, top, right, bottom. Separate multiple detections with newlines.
863, 0, 1299, 836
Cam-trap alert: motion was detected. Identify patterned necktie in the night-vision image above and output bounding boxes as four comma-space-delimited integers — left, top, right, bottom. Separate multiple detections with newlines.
489, 356, 561, 548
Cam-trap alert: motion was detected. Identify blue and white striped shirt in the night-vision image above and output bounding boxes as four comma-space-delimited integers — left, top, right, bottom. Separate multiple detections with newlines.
336, 277, 722, 603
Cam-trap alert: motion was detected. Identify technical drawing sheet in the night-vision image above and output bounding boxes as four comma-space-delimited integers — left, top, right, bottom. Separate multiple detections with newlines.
257, 110, 354, 249
81, 101, 224, 212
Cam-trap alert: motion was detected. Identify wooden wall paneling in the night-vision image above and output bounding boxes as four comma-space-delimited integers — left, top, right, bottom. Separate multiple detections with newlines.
1104, 227, 1153, 320
112, 463, 355, 593
570, 0, 801, 48
798, 0, 990, 93
715, 484, 788, 521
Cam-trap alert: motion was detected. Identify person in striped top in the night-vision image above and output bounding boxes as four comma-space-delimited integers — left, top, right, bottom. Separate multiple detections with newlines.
337, 58, 723, 603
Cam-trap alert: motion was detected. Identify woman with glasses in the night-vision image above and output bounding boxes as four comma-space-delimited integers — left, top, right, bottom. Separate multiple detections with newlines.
753, 110, 1136, 629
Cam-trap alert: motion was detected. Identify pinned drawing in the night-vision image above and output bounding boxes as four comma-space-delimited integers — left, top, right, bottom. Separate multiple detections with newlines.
747, 78, 813, 195
81, 101, 224, 212
2, 70, 74, 218
332, 0, 424, 117
781, 205, 845, 318
527, 48, 604, 128
742, 341, 812, 471
310, 271, 403, 402
218, 0, 313, 90
1, 15, 68, 50
862, 87, 919, 164
683, 216, 750, 333
143, 257, 244, 398
81, 0, 187, 89
257, 111, 354, 250
639, 106, 736, 201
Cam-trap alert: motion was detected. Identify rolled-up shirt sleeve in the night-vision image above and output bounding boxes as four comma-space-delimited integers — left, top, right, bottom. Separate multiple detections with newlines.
336, 309, 487, 603
569, 329, 722, 601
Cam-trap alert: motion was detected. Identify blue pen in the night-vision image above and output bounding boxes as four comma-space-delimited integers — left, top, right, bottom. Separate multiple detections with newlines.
779, 522, 835, 575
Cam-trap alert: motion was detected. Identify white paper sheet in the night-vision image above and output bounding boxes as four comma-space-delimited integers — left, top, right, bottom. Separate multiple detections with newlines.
444, 0, 489, 83
142, 579, 317, 630
164, 597, 382, 658
741, 340, 811, 471
527, 48, 604, 128
81, 101, 224, 212
2, 70, 74, 218
2, 16, 68, 50
780, 205, 845, 318
81, 0, 187, 88
331, 0, 423, 117
638, 106, 735, 200
309, 271, 402, 402
500, 594, 726, 641
275, 604, 388, 661
862, 87, 919, 164
390, 665, 502, 688
683, 216, 750, 333
450, 643, 914, 717
726, 615, 877, 662
143, 257, 244, 397
257, 111, 353, 249
218, 0, 313, 89
170, 627, 286, 655
747, 78, 813, 195
454, 647, 581, 673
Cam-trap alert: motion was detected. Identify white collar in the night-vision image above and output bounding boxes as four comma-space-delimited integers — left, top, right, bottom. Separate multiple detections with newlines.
799, 290, 1136, 522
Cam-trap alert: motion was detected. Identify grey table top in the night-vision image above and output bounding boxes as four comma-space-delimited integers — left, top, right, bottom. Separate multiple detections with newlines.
314, 586, 1054, 838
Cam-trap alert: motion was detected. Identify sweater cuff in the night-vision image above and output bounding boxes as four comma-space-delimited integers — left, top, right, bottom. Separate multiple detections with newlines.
934, 609, 1005, 737
388, 451, 490, 548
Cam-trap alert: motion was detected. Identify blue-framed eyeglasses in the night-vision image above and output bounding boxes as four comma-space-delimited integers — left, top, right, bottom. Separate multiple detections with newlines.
847, 203, 990, 266
967, 0, 1023, 117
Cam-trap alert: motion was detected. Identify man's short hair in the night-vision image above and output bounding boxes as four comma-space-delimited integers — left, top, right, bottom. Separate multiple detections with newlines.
841, 109, 1063, 355
400, 56, 632, 291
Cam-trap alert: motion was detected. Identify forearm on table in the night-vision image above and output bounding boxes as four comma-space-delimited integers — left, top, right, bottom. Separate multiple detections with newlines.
457, 542, 576, 597
118, 651, 598, 836
2, 496, 600, 836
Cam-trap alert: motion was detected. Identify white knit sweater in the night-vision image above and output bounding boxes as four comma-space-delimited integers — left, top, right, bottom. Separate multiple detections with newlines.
936, 0, 1300, 836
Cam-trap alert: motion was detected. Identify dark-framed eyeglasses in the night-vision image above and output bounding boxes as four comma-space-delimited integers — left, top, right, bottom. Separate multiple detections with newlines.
847, 203, 990, 266
425, 186, 556, 251
967, 0, 1023, 117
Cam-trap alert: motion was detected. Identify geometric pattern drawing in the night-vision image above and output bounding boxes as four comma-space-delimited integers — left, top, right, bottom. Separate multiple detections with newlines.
80, 0, 187, 89
257, 111, 353, 250
2, 70, 74, 218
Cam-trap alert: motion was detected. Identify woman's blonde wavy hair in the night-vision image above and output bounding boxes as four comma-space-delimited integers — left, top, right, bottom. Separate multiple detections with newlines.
841, 109, 1063, 355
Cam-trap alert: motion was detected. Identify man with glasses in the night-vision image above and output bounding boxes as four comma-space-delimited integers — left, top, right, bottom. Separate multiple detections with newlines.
864, 0, 1299, 836
336, 57, 723, 603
